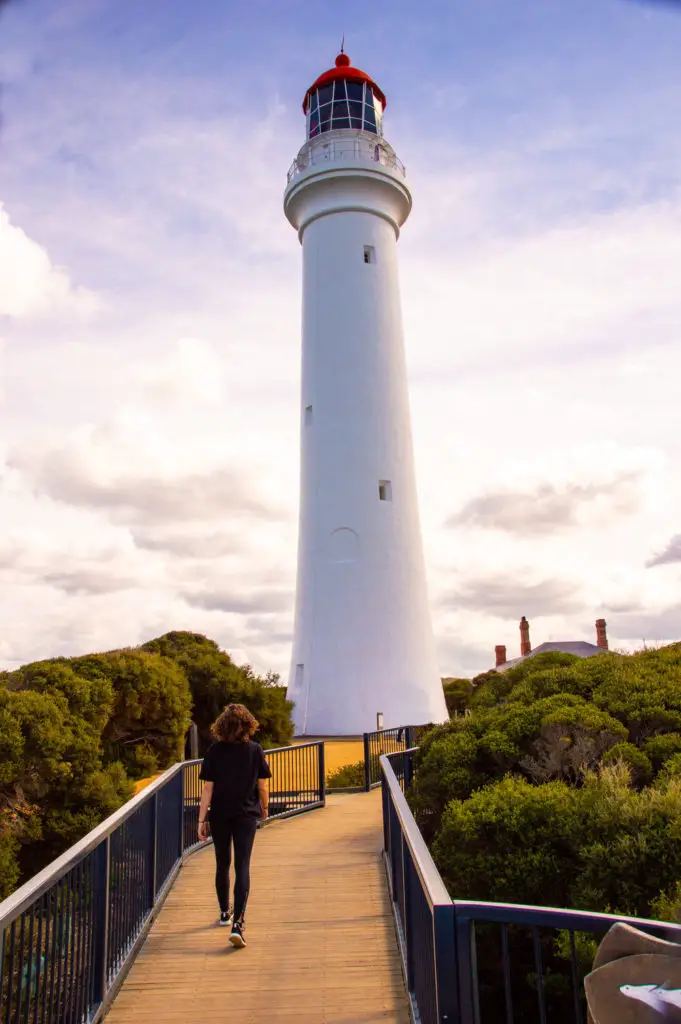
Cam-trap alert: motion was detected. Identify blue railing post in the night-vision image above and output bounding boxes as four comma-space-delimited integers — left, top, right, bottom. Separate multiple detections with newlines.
363, 732, 371, 791
433, 903, 459, 1023
92, 836, 110, 1005
178, 769, 185, 861
318, 741, 326, 806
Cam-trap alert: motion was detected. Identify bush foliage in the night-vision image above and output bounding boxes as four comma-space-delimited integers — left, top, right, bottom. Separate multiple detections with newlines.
0, 631, 293, 898
413, 644, 681, 921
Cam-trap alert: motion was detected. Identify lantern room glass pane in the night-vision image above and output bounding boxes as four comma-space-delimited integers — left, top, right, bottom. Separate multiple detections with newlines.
306, 82, 384, 138
317, 84, 333, 107
332, 100, 350, 128
348, 101, 363, 128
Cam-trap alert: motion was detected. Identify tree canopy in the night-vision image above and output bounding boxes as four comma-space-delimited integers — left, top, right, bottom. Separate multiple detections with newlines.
0, 631, 294, 899
413, 645, 681, 920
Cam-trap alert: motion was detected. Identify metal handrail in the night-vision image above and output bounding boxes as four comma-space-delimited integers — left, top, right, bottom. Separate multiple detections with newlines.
0, 760, 190, 929
452, 898, 681, 935
381, 747, 681, 1024
287, 133, 406, 185
380, 749, 450, 907
0, 741, 325, 1024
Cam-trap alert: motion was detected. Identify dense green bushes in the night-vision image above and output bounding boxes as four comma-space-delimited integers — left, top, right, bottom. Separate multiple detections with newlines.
413, 645, 681, 921
0, 631, 294, 899
326, 760, 366, 790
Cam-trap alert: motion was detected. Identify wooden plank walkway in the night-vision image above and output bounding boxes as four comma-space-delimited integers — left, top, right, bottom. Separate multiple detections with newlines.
105, 790, 411, 1023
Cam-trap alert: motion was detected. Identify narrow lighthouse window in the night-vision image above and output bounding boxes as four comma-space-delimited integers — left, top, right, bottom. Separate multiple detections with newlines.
304, 405, 313, 425
378, 480, 392, 501
364, 246, 375, 264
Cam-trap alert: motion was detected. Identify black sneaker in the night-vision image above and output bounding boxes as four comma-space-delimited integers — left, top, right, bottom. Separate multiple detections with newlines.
219, 909, 233, 928
229, 920, 246, 948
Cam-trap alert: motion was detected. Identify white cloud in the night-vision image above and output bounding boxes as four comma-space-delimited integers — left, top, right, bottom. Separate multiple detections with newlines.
0, 204, 99, 319
1, 6, 680, 682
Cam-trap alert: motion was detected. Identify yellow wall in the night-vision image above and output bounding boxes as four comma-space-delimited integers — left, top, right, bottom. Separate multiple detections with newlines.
133, 738, 366, 795
133, 773, 161, 795
294, 737, 365, 776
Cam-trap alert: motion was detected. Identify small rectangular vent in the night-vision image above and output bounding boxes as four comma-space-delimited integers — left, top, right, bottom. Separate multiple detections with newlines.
378, 480, 392, 501
363, 245, 375, 264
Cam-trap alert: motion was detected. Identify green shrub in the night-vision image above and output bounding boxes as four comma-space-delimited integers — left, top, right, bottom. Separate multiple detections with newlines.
602, 743, 652, 786
326, 760, 365, 790
644, 733, 681, 771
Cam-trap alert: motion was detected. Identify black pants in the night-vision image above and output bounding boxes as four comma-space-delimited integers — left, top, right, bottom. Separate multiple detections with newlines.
211, 814, 258, 922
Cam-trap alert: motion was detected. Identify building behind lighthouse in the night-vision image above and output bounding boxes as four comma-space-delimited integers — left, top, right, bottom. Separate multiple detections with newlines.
284, 51, 448, 736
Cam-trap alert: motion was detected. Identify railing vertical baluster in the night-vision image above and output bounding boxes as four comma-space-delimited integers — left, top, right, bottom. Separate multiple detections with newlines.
85, 858, 96, 1020
65, 868, 79, 1024
4, 918, 16, 1024
93, 837, 110, 1007
47, 886, 59, 1022
179, 768, 185, 861
401, 836, 414, 993
363, 733, 371, 792
0, 924, 5, 1021
403, 748, 413, 790
151, 793, 159, 904
569, 930, 583, 1024
32, 897, 43, 1024
77, 860, 89, 1024
21, 905, 34, 1024
54, 881, 66, 1022
455, 913, 477, 1024
318, 741, 325, 806
533, 926, 547, 1024
15, 912, 26, 1024
40, 895, 51, 1024
67, 867, 80, 1024
501, 923, 514, 1024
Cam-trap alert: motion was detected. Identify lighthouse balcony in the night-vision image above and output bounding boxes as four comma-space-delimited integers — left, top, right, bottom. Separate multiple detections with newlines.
286, 130, 406, 185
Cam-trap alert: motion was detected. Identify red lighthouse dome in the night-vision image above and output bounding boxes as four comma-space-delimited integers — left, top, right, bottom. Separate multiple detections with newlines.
303, 52, 386, 140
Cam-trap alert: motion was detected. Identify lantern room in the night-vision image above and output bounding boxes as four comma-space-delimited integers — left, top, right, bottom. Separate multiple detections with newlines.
303, 53, 386, 139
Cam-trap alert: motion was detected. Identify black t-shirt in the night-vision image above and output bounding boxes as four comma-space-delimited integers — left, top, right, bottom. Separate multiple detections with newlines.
199, 740, 272, 819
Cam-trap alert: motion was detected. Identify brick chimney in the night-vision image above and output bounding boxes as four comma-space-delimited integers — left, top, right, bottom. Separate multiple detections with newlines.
520, 616, 531, 657
495, 645, 507, 668
596, 618, 608, 650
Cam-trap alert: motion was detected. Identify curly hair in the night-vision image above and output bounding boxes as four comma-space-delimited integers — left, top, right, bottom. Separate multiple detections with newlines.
210, 703, 259, 744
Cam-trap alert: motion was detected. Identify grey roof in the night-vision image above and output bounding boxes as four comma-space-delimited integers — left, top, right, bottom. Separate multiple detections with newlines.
496, 640, 605, 673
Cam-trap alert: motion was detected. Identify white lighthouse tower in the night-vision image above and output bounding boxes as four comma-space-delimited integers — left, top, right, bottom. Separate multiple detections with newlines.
284, 51, 448, 736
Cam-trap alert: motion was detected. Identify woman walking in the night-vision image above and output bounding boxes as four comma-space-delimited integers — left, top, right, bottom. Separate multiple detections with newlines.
197, 703, 271, 948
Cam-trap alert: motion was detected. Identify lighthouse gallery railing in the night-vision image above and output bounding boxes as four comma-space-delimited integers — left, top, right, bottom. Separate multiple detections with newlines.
0, 742, 324, 1024
287, 132, 406, 185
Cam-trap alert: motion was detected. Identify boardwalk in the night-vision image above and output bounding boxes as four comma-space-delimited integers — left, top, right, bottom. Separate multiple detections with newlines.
105, 791, 411, 1023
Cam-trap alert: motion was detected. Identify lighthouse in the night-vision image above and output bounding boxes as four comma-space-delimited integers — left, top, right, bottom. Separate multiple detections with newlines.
284, 51, 448, 736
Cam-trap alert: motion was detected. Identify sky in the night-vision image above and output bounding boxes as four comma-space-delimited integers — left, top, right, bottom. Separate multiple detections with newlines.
1, 0, 681, 680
